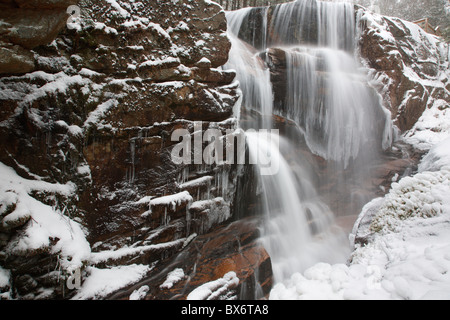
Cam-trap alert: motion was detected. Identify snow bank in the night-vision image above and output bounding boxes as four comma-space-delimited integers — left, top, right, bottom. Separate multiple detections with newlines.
139, 56, 180, 69
148, 22, 172, 42
0, 266, 10, 299
84, 99, 119, 129
370, 168, 450, 234
105, 0, 130, 18
137, 191, 193, 213
0, 267, 9, 287
190, 197, 231, 233
349, 197, 385, 248
20, 72, 90, 109
359, 10, 395, 44
178, 176, 213, 189
419, 137, 450, 173
90, 238, 186, 265
270, 263, 387, 300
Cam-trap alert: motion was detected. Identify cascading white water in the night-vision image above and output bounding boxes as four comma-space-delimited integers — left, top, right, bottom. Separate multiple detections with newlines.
225, 0, 393, 284
269, 0, 356, 51
246, 131, 351, 281
284, 47, 381, 168
317, 0, 356, 50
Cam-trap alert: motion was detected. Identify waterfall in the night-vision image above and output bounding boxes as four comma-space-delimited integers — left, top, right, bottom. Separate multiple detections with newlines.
283, 47, 381, 168
268, 0, 356, 51
225, 8, 274, 129
225, 0, 393, 284
246, 131, 350, 281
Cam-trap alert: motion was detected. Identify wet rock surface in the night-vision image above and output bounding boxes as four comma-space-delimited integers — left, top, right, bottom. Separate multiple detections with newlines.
108, 217, 273, 300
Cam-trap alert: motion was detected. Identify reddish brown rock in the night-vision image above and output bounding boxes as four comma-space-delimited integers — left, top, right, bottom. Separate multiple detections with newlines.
178, 218, 273, 300
108, 217, 273, 300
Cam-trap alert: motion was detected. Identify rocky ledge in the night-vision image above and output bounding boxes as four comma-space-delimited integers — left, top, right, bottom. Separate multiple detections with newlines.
358, 6, 449, 132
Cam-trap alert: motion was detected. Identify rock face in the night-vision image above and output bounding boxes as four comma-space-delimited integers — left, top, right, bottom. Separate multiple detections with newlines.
357, 6, 449, 133
0, 0, 79, 74
0, 0, 247, 299
109, 217, 273, 300
1, 0, 447, 301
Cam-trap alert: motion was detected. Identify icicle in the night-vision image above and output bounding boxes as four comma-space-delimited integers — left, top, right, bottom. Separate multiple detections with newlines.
186, 198, 192, 236
222, 169, 228, 201
163, 207, 167, 226
129, 139, 136, 183
183, 167, 189, 184
214, 171, 219, 190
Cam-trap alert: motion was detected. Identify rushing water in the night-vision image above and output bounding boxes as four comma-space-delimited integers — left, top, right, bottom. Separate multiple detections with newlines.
225, 0, 393, 284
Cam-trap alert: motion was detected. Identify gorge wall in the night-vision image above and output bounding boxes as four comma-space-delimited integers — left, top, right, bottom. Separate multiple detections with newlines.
0, 0, 448, 300
0, 0, 272, 300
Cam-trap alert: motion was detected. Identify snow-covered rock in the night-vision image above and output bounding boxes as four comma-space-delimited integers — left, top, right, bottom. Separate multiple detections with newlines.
358, 7, 449, 133
72, 264, 151, 300
187, 271, 239, 300
0, 0, 241, 300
